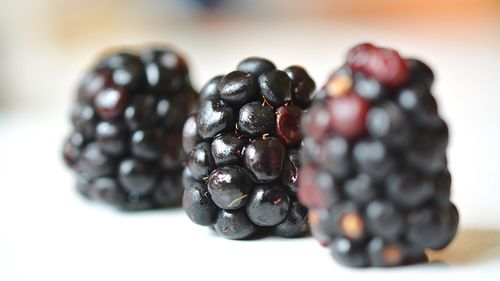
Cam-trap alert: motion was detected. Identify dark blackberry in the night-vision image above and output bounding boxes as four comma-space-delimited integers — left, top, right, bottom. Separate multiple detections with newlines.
244, 137, 285, 182
188, 142, 215, 180
88, 177, 125, 205
299, 43, 459, 267
182, 57, 316, 239
258, 70, 292, 107
207, 165, 252, 210
214, 209, 257, 240
280, 149, 300, 193
96, 121, 127, 156
196, 99, 234, 139
63, 46, 198, 210
276, 105, 303, 147
71, 103, 97, 139
211, 132, 247, 166
246, 184, 290, 226
199, 76, 223, 102
237, 57, 276, 77
183, 181, 218, 226
330, 237, 368, 267
238, 102, 275, 135
285, 66, 316, 108
63, 132, 86, 168
219, 71, 258, 105
298, 164, 340, 209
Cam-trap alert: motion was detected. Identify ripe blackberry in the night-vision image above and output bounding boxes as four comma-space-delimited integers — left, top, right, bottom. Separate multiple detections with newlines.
182, 57, 315, 239
63, 46, 198, 210
299, 43, 458, 267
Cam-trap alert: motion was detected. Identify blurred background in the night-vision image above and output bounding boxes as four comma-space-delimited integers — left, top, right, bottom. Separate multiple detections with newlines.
1, 0, 500, 280
0, 0, 499, 108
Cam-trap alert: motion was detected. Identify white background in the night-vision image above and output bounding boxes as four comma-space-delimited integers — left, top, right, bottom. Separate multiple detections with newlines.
1, 1, 499, 280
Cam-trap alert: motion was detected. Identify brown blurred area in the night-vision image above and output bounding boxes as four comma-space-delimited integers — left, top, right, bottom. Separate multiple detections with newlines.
5, 0, 499, 44
0, 0, 498, 108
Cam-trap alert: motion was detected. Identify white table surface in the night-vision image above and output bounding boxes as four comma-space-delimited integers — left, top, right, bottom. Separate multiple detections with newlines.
1, 19, 500, 280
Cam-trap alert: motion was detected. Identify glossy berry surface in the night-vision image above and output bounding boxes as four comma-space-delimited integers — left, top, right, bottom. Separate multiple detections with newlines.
219, 71, 258, 105
246, 184, 290, 226
258, 70, 292, 107
196, 99, 234, 139
284, 66, 316, 109
207, 165, 252, 210
183, 181, 218, 226
244, 137, 285, 182
182, 57, 316, 239
276, 105, 303, 147
63, 46, 198, 210
238, 101, 275, 136
299, 43, 459, 267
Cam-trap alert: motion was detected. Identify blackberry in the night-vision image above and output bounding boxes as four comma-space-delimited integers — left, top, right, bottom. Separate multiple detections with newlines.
299, 43, 458, 267
63, 46, 198, 210
182, 57, 315, 239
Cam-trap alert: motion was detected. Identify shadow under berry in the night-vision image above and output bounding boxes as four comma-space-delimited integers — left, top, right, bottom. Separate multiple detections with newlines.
427, 228, 500, 265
